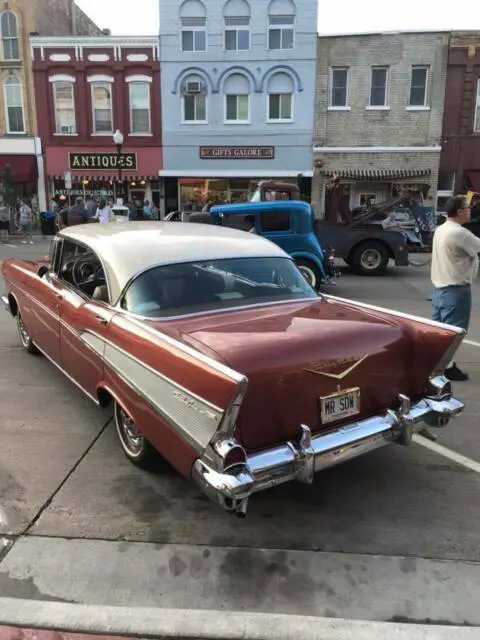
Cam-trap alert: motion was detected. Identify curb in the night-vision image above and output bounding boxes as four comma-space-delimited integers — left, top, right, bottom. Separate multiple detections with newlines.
0, 598, 478, 640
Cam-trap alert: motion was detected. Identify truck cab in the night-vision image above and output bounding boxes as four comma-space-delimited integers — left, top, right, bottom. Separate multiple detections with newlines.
209, 200, 334, 289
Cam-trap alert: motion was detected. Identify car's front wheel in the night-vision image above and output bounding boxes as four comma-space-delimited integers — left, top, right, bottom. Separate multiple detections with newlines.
350, 242, 389, 276
17, 311, 38, 354
114, 401, 159, 470
295, 259, 321, 289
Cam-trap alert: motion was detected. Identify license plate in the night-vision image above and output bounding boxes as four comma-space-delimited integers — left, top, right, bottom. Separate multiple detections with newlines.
320, 387, 360, 424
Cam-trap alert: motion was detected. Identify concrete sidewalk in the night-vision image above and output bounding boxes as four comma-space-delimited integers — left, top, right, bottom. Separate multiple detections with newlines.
0, 599, 478, 640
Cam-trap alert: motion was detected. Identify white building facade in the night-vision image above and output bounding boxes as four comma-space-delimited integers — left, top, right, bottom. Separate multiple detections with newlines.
159, 0, 318, 212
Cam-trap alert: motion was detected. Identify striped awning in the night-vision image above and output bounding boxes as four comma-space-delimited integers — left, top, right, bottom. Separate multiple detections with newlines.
323, 168, 432, 180
51, 175, 156, 181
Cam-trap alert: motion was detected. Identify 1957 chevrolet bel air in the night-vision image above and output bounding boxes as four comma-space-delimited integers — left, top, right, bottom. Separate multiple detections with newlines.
1, 222, 465, 516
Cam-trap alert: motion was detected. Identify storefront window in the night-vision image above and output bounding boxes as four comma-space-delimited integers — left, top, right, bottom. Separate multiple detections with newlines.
178, 177, 297, 211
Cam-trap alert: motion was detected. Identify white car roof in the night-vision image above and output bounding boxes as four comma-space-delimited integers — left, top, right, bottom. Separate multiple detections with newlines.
59, 221, 289, 302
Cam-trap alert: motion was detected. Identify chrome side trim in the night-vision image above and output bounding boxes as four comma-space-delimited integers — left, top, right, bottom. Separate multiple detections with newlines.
81, 330, 225, 453
117, 314, 247, 384
324, 294, 465, 335
192, 391, 465, 515
31, 341, 100, 406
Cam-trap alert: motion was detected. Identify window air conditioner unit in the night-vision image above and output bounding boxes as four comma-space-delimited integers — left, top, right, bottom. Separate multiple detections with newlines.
60, 125, 74, 134
185, 81, 201, 93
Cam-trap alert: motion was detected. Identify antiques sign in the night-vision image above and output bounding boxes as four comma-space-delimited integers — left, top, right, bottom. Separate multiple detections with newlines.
199, 146, 275, 160
68, 153, 137, 170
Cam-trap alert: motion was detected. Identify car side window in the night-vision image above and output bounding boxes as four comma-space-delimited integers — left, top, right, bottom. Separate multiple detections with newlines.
58, 240, 108, 302
260, 210, 291, 232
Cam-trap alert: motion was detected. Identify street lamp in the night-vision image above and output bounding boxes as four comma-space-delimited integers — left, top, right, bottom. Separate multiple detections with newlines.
113, 129, 124, 202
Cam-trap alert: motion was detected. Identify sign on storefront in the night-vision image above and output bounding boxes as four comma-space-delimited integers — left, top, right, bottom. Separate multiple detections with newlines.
68, 153, 137, 170
64, 171, 72, 189
199, 146, 275, 160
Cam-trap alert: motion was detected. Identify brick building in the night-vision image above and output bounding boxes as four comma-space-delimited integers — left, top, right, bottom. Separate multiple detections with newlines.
312, 31, 449, 223
0, 0, 100, 211
31, 35, 162, 207
438, 31, 480, 209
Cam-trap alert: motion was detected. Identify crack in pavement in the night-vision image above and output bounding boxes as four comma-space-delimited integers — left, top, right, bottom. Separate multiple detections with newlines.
21, 415, 113, 537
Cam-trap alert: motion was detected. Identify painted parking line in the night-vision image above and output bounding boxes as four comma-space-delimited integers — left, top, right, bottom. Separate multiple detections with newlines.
414, 434, 480, 475
464, 338, 480, 348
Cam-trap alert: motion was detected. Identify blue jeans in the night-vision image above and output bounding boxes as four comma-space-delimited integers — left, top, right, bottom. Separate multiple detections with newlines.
432, 284, 472, 332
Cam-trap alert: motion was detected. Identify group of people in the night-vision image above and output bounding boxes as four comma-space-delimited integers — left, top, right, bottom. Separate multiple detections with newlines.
48, 196, 159, 230
0, 196, 35, 244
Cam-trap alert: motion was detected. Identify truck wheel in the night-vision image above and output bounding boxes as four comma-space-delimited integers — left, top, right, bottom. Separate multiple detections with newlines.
295, 259, 321, 289
351, 242, 389, 276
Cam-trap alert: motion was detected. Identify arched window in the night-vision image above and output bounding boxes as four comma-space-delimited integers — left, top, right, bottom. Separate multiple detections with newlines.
268, 0, 295, 50
267, 72, 294, 121
3, 76, 24, 133
179, 0, 207, 52
90, 82, 113, 134
52, 80, 76, 134
1, 11, 19, 60
224, 73, 250, 123
181, 74, 207, 123
223, 0, 250, 51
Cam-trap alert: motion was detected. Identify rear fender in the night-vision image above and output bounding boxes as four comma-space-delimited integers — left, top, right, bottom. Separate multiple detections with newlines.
98, 314, 247, 460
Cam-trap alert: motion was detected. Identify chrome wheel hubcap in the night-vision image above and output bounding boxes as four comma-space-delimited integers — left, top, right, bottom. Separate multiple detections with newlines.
361, 250, 381, 269
117, 406, 143, 455
18, 314, 31, 347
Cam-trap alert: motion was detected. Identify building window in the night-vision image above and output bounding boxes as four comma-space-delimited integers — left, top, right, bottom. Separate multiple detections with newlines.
183, 94, 207, 123
330, 67, 348, 108
268, 15, 294, 50
267, 72, 294, 122
225, 94, 249, 122
268, 93, 292, 121
360, 193, 377, 207
474, 80, 480, 132
224, 73, 250, 123
369, 66, 388, 107
224, 16, 250, 50
91, 82, 113, 134
3, 76, 24, 133
181, 17, 206, 51
129, 82, 151, 134
53, 82, 76, 134
1, 11, 19, 60
409, 66, 428, 106
437, 171, 455, 192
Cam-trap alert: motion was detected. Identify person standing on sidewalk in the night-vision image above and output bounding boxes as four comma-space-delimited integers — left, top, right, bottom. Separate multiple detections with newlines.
431, 194, 480, 381
18, 200, 34, 244
0, 196, 10, 243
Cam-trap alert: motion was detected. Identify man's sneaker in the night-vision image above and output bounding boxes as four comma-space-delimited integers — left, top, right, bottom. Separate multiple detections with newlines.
29, 241, 34, 244
21, 240, 27, 244
445, 364, 469, 381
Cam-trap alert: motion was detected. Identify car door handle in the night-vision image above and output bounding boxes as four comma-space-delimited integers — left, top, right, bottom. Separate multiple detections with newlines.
94, 315, 108, 326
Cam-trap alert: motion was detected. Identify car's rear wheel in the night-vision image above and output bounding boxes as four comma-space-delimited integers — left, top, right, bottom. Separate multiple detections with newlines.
17, 311, 38, 354
295, 259, 321, 289
114, 401, 159, 470
350, 242, 389, 276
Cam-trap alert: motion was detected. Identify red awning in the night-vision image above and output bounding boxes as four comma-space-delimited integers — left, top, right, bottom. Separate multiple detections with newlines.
0, 155, 37, 184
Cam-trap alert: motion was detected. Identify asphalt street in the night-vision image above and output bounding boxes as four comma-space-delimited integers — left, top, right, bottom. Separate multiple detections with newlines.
0, 239, 479, 625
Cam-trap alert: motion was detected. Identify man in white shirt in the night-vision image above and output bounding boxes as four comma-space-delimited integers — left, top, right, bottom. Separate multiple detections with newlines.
431, 194, 480, 381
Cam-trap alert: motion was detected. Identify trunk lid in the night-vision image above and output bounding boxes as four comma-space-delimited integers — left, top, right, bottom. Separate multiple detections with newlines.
156, 298, 428, 451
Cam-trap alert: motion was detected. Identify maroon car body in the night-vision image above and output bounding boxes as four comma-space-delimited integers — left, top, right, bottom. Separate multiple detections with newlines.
1, 222, 465, 516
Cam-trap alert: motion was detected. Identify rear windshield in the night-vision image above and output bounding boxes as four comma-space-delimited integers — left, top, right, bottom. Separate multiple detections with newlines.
121, 257, 317, 318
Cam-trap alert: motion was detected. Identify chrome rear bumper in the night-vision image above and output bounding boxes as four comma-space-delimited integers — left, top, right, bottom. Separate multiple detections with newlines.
192, 387, 464, 516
